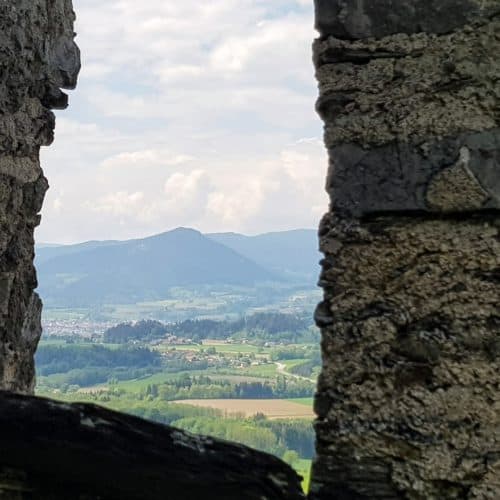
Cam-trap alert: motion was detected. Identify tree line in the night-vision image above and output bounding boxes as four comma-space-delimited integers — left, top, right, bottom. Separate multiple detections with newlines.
36, 344, 162, 375
36, 344, 163, 388
50, 391, 315, 460
103, 312, 313, 343
141, 374, 315, 401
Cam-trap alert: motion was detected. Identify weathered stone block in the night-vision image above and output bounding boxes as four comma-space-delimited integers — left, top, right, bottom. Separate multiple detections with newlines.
326, 130, 500, 217
315, 0, 500, 39
315, 19, 500, 149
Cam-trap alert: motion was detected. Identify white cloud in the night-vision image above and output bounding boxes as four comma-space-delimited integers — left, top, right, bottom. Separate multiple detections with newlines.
161, 169, 211, 216
157, 65, 204, 84
89, 191, 145, 217
101, 150, 194, 169
204, 138, 327, 231
37, 0, 327, 243
207, 177, 280, 224
83, 169, 210, 229
52, 197, 63, 212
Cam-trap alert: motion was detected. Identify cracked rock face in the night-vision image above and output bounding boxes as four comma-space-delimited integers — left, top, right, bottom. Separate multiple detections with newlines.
0, 0, 80, 393
311, 1, 500, 498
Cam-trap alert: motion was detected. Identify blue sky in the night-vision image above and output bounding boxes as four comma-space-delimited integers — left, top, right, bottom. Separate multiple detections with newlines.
38, 0, 327, 243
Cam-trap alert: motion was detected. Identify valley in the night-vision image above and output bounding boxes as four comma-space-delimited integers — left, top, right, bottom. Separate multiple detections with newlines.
36, 310, 321, 492
34, 228, 322, 492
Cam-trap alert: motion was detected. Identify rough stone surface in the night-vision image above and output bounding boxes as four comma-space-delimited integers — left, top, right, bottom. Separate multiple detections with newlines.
312, 1, 500, 498
0, 0, 79, 393
312, 213, 500, 499
0, 391, 305, 499
314, 20, 500, 148
326, 130, 500, 217
315, 0, 500, 39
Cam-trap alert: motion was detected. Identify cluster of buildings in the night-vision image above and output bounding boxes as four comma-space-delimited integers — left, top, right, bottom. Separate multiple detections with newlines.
41, 320, 114, 340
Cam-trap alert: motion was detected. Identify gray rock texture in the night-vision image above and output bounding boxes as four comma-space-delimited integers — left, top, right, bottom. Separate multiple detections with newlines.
315, 0, 500, 39
312, 1, 500, 498
0, 0, 80, 393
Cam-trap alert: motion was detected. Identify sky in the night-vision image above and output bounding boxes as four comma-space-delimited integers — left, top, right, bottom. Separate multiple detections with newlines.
37, 0, 327, 244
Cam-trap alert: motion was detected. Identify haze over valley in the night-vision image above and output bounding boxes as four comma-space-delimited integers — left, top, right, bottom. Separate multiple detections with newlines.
37, 227, 320, 316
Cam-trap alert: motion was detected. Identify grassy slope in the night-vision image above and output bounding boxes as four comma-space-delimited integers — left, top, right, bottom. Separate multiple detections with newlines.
295, 459, 312, 493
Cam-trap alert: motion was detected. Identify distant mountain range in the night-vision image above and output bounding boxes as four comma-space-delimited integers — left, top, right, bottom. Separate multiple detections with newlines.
208, 230, 318, 279
36, 228, 319, 306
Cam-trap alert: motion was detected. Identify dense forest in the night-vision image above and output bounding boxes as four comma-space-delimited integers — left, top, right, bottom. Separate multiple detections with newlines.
121, 396, 315, 459
103, 320, 169, 343
45, 392, 315, 461
36, 344, 162, 374
103, 312, 314, 343
140, 374, 314, 400
36, 344, 163, 387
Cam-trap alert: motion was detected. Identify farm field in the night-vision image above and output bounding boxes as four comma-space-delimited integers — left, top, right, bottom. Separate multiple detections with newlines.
36, 309, 320, 494
287, 398, 314, 407
242, 363, 279, 377
172, 398, 315, 419
281, 358, 309, 369
113, 371, 196, 391
162, 342, 265, 354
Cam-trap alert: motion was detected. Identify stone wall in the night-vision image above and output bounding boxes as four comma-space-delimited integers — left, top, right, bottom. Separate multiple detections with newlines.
311, 1, 500, 499
2, 0, 500, 498
0, 0, 80, 393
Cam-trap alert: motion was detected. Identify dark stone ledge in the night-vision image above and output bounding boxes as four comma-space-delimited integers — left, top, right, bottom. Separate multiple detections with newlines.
327, 128, 500, 217
314, 0, 500, 39
0, 392, 305, 500
309, 455, 402, 500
